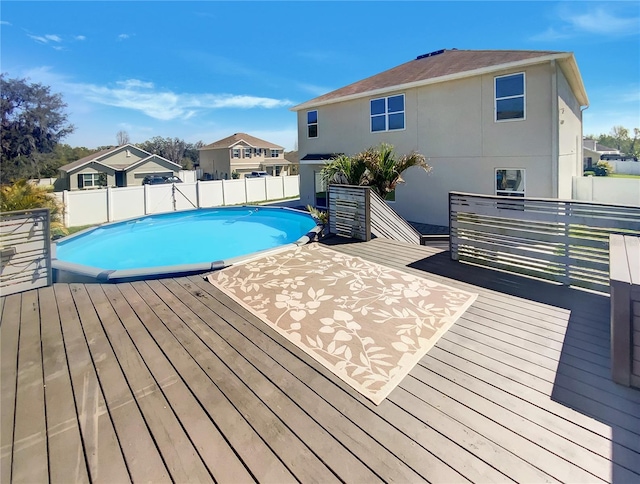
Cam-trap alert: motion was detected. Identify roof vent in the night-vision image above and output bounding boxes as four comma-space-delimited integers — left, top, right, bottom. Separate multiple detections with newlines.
416, 49, 445, 60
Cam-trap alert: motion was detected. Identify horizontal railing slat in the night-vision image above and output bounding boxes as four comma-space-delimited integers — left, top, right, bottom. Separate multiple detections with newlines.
450, 192, 640, 292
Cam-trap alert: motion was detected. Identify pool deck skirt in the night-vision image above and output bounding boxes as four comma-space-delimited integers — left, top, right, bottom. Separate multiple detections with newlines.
1, 237, 639, 483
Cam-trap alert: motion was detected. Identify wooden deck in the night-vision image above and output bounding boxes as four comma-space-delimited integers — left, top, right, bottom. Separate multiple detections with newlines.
1, 237, 639, 483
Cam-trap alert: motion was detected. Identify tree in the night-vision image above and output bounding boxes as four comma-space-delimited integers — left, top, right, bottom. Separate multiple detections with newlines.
589, 125, 640, 158
1, 74, 74, 184
137, 136, 203, 169
116, 130, 130, 145
321, 143, 431, 199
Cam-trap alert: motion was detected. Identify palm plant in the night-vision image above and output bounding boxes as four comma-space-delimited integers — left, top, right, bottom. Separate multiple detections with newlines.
0, 179, 67, 236
320, 154, 367, 186
320, 144, 431, 199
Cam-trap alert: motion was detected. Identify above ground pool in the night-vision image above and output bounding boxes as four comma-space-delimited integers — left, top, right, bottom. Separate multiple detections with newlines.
53, 206, 319, 282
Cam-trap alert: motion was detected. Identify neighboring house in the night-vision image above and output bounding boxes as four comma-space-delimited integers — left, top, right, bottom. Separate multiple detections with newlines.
582, 138, 637, 169
284, 150, 300, 175
291, 49, 589, 227
198, 133, 290, 179
58, 144, 182, 190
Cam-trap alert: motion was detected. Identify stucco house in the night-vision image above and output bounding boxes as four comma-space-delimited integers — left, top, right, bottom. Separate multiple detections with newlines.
291, 49, 589, 227
198, 133, 290, 179
58, 144, 182, 190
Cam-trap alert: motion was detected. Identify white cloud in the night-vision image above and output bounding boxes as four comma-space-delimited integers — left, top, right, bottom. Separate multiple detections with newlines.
532, 5, 639, 41
27, 32, 64, 46
75, 35, 86, 41
564, 8, 639, 36
117, 33, 130, 41
45, 34, 62, 42
1, 21, 12, 26
68, 78, 293, 120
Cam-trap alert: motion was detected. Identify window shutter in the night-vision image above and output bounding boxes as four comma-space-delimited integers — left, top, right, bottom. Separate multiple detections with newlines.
78, 174, 84, 188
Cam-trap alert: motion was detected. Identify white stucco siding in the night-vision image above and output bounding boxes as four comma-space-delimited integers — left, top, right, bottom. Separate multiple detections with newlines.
394, 155, 553, 227
556, 64, 583, 194
297, 60, 581, 226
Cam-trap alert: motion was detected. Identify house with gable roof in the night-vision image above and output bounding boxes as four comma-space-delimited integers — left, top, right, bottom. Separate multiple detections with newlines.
57, 144, 182, 190
198, 133, 290, 179
291, 49, 589, 227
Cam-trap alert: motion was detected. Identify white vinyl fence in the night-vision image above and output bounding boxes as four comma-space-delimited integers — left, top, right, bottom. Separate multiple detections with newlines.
57, 175, 300, 227
573, 176, 640, 206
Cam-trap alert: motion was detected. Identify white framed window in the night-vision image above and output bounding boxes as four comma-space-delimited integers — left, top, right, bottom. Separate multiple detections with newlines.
270, 149, 279, 158
495, 73, 525, 121
496, 169, 525, 197
244, 147, 251, 158
232, 148, 240, 158
307, 110, 318, 138
78, 173, 106, 189
370, 94, 405, 132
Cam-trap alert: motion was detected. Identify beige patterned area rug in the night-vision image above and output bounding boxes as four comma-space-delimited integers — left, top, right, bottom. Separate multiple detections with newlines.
207, 243, 478, 405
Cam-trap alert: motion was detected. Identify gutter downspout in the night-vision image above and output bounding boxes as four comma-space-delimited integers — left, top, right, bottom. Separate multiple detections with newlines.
550, 60, 559, 199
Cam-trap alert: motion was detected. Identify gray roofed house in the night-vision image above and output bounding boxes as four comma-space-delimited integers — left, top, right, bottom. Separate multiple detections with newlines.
292, 48, 589, 227
198, 133, 290, 179
58, 144, 182, 190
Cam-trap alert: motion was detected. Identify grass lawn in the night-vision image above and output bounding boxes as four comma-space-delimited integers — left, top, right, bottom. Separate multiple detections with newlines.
609, 173, 640, 179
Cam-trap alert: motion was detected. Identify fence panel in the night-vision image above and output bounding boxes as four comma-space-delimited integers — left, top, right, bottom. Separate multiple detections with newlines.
173, 183, 198, 211
573, 176, 640, 206
450, 192, 640, 292
284, 175, 300, 198
145, 184, 174, 214
67, 189, 108, 226
198, 180, 224, 207
223, 179, 247, 205
246, 178, 267, 203
112, 186, 145, 221
0, 209, 51, 295
266, 176, 285, 200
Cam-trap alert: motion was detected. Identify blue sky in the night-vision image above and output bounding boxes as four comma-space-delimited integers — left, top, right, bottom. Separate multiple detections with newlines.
1, 1, 639, 151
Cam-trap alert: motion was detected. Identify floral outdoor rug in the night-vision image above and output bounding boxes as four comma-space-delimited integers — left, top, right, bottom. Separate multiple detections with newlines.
206, 243, 477, 405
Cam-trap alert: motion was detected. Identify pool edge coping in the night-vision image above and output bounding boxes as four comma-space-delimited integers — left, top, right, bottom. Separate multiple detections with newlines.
52, 206, 321, 283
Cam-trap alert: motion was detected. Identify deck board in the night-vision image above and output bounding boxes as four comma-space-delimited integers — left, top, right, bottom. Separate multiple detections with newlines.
11, 290, 48, 483
39, 285, 89, 483
1, 237, 639, 483
0, 294, 21, 484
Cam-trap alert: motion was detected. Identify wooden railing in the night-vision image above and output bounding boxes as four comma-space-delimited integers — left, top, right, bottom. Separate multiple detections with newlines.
1, 209, 52, 296
449, 192, 640, 292
610, 234, 640, 388
328, 185, 421, 244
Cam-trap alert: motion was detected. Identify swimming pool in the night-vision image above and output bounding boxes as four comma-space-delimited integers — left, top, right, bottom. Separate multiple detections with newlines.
52, 206, 320, 282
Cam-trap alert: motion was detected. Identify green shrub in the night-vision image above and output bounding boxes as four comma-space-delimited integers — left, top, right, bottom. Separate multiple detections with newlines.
594, 161, 613, 176
583, 171, 595, 177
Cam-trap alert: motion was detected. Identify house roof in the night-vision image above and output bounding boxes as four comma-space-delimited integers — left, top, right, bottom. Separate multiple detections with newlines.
200, 133, 284, 150
595, 143, 618, 152
284, 151, 299, 164
291, 49, 589, 110
300, 153, 343, 161
58, 144, 181, 173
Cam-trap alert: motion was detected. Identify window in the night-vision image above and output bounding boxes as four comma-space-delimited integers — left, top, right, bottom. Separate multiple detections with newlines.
307, 110, 318, 138
232, 148, 240, 158
370, 94, 405, 132
244, 147, 251, 158
495, 73, 525, 121
271, 149, 279, 158
78, 173, 106, 189
496, 169, 525, 197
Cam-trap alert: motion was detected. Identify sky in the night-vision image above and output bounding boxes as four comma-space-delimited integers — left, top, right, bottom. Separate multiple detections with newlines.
1, 1, 639, 151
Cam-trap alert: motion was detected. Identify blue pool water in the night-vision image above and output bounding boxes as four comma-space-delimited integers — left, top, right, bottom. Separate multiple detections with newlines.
55, 207, 317, 271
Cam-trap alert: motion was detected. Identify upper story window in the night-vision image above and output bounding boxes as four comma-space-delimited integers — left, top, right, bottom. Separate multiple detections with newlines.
307, 110, 318, 138
495, 73, 525, 121
232, 148, 240, 158
370, 94, 405, 132
271, 149, 280, 158
244, 147, 251, 158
